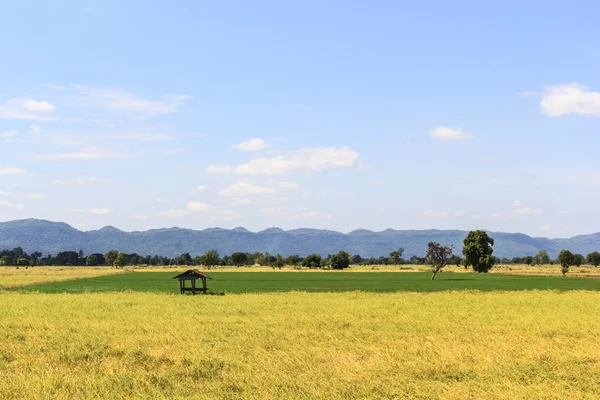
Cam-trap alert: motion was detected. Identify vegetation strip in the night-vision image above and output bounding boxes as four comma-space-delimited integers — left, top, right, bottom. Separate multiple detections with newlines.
11, 271, 600, 294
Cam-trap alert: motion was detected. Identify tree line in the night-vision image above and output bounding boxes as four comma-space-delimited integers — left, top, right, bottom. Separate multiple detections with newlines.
1, 230, 599, 277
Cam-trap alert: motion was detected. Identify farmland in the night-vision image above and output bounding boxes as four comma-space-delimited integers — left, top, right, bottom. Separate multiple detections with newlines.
2, 290, 600, 399
11, 268, 600, 294
3, 267, 600, 399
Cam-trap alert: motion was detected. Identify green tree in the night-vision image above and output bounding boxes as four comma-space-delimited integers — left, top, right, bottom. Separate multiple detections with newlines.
557, 250, 574, 276
285, 254, 301, 266
573, 254, 585, 267
535, 250, 551, 265
388, 248, 404, 265
17, 257, 31, 267
113, 253, 126, 269
274, 254, 285, 270
86, 254, 100, 266
586, 252, 600, 267
230, 252, 248, 266
462, 230, 495, 273
104, 250, 119, 266
448, 255, 462, 267
331, 250, 351, 270
302, 254, 322, 269
202, 250, 220, 270
426, 242, 453, 280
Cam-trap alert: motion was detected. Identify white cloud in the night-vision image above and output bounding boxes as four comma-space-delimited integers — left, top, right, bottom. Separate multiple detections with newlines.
0, 167, 29, 175
454, 210, 465, 216
88, 208, 112, 215
218, 181, 278, 197
512, 200, 525, 207
41, 83, 65, 90
491, 212, 501, 218
0, 200, 24, 209
158, 201, 233, 219
471, 214, 483, 220
430, 126, 472, 141
36, 147, 133, 161
1, 130, 19, 139
540, 83, 600, 116
423, 210, 448, 217
0, 98, 56, 121
556, 210, 569, 216
205, 164, 232, 174
131, 214, 148, 220
164, 148, 185, 155
29, 125, 42, 134
53, 177, 116, 185
515, 207, 543, 216
234, 146, 359, 176
278, 181, 300, 189
156, 199, 171, 204
260, 207, 332, 220
69, 85, 190, 119
25, 194, 45, 199
23, 99, 55, 112
540, 224, 552, 232
233, 138, 266, 151
0, 191, 12, 196
193, 185, 208, 194
230, 197, 253, 206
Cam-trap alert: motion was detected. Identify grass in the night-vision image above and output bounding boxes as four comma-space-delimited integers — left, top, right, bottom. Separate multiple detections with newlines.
0, 266, 126, 289
12, 270, 600, 294
1, 290, 600, 399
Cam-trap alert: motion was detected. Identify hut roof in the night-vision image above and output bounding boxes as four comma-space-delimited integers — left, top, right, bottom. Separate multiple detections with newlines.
173, 269, 212, 281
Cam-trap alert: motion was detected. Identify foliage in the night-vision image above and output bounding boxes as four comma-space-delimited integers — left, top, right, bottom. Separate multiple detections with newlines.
462, 230, 495, 273
302, 254, 322, 269
558, 250, 575, 276
535, 250, 551, 265
425, 242, 453, 280
202, 250, 221, 269
587, 252, 600, 267
113, 253, 126, 269
331, 251, 351, 270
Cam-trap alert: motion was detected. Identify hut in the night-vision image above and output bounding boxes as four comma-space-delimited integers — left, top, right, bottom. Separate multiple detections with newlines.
173, 269, 212, 294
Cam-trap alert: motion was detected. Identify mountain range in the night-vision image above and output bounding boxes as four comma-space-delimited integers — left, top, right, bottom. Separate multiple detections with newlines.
1, 219, 599, 259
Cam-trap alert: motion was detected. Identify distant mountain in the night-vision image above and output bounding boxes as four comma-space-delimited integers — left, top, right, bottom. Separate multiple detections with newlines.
0, 219, 599, 259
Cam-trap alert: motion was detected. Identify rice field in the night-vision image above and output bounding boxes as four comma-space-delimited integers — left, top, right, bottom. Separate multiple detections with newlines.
1, 291, 600, 399
0, 266, 126, 289
2, 267, 600, 399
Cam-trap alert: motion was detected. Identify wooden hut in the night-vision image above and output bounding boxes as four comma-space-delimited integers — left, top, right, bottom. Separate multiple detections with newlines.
173, 269, 212, 294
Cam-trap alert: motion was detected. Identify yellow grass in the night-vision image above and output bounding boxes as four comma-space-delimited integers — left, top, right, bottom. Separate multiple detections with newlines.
0, 267, 127, 288
1, 291, 600, 399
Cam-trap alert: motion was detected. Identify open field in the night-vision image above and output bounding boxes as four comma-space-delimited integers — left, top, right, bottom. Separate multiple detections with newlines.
11, 270, 600, 294
1, 291, 600, 399
0, 267, 126, 289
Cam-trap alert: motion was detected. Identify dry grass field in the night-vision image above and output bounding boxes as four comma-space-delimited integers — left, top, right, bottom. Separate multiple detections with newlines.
1, 291, 600, 399
0, 266, 127, 289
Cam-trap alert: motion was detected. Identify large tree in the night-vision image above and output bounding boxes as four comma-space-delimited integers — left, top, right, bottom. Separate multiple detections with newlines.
302, 254, 322, 269
557, 250, 574, 276
426, 242, 454, 280
331, 251, 351, 270
230, 252, 248, 266
202, 250, 220, 270
586, 252, 600, 267
462, 230, 495, 273
535, 250, 551, 265
104, 250, 119, 266
388, 248, 404, 265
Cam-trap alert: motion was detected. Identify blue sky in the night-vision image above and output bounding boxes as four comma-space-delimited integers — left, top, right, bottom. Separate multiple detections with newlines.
1, 0, 599, 237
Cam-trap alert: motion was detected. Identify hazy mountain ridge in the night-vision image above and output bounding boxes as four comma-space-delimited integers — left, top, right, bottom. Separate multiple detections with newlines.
0, 219, 598, 259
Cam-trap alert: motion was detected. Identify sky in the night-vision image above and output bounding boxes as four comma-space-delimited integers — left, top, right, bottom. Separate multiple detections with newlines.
1, 0, 599, 237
